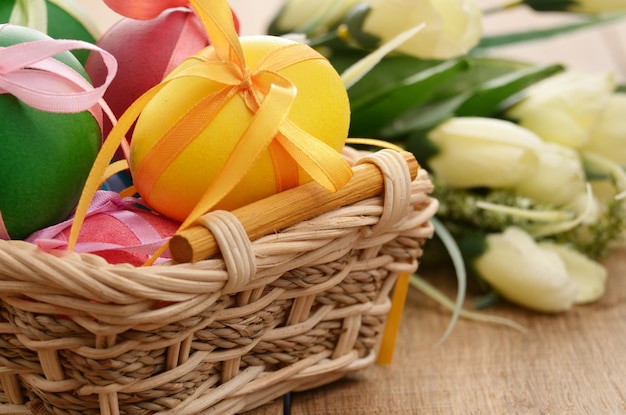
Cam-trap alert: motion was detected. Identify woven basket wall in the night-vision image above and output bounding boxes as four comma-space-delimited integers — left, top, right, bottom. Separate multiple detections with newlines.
0, 148, 437, 415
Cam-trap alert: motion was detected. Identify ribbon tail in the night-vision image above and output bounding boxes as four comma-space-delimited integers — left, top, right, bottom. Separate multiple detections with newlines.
346, 138, 404, 153
67, 83, 167, 251
189, 0, 244, 67
277, 120, 353, 192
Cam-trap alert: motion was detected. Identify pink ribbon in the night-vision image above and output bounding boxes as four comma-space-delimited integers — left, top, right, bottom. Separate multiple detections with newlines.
0, 24, 117, 121
103, 0, 190, 20
27, 191, 175, 264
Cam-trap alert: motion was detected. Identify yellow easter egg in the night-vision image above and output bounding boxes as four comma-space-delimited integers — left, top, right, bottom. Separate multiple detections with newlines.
129, 35, 350, 222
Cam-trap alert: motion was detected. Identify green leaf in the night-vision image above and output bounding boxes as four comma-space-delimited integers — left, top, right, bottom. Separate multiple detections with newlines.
429, 217, 467, 346
456, 63, 564, 116
429, 57, 535, 100
385, 95, 466, 141
457, 233, 489, 265
403, 127, 442, 169
475, 13, 626, 50
377, 58, 563, 138
522, 0, 577, 12
347, 58, 467, 137
330, 51, 444, 102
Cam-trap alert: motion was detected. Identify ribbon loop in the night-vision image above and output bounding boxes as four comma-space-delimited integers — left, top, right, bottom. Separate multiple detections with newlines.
190, 0, 244, 68
0, 35, 117, 115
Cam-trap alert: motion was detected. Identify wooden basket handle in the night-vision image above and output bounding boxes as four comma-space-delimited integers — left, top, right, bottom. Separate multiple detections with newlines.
169, 151, 419, 263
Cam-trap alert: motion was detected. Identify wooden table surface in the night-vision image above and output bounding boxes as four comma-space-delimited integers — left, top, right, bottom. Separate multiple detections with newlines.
247, 249, 626, 414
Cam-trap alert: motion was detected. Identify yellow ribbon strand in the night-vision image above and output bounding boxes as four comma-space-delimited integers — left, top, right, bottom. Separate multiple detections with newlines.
189, 0, 245, 68
253, 42, 325, 72
67, 84, 166, 251
377, 272, 411, 365
268, 140, 300, 192
167, 58, 243, 85
103, 159, 129, 183
278, 120, 352, 192
346, 137, 405, 153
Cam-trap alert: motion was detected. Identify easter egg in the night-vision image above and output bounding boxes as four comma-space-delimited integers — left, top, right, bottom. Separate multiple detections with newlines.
0, 0, 98, 64
129, 35, 351, 222
30, 202, 180, 266
86, 6, 239, 137
0, 25, 101, 239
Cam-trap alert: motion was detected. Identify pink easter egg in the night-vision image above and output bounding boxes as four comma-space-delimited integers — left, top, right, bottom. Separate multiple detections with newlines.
85, 6, 210, 137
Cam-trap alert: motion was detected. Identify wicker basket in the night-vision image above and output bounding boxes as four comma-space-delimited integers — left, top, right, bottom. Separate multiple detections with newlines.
0, 148, 437, 415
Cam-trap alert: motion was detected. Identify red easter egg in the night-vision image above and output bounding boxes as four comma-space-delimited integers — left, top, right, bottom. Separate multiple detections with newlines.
28, 194, 181, 266
85, 7, 210, 137
74, 208, 180, 265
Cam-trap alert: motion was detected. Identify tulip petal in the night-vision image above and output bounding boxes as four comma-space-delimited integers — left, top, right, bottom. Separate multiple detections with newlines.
585, 93, 626, 165
539, 243, 608, 304
514, 143, 587, 206
474, 227, 577, 313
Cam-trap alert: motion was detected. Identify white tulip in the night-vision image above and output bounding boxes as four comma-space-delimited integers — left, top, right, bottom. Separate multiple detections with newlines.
513, 143, 587, 207
507, 72, 615, 149
361, 0, 483, 59
474, 227, 608, 312
539, 242, 607, 304
474, 227, 578, 313
427, 117, 543, 188
584, 93, 626, 165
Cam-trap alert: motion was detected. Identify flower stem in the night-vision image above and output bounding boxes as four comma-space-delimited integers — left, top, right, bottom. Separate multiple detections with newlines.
476, 201, 574, 222
409, 275, 527, 333
430, 217, 467, 346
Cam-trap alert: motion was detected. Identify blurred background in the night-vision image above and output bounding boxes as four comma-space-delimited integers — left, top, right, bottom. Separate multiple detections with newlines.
77, 0, 626, 81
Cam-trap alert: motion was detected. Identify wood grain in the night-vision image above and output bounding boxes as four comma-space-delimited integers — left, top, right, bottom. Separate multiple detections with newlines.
245, 249, 626, 414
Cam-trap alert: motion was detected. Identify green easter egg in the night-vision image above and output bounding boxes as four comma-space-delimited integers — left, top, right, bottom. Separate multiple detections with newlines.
0, 24, 101, 239
0, 0, 97, 64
